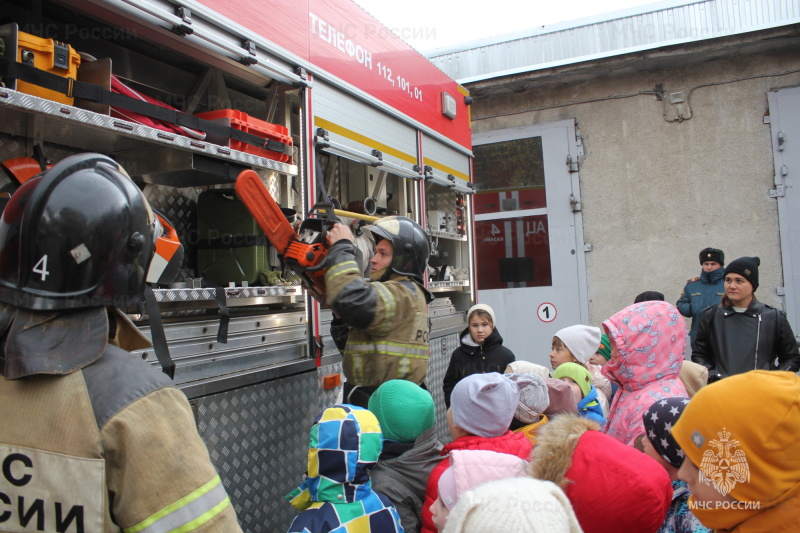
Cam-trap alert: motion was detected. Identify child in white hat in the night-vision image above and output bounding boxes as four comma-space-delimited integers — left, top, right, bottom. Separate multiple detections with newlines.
550, 324, 611, 415
442, 477, 583, 533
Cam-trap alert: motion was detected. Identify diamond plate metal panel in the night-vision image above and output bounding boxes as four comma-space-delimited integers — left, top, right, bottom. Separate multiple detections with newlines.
0, 133, 26, 163
195, 372, 322, 533
144, 184, 201, 280
426, 333, 460, 444
429, 280, 469, 292
152, 286, 301, 302
264, 172, 282, 205
317, 361, 344, 410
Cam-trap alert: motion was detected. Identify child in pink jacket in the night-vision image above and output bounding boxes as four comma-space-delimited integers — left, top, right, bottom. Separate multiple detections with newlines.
420, 373, 532, 533
429, 449, 528, 531
602, 300, 688, 445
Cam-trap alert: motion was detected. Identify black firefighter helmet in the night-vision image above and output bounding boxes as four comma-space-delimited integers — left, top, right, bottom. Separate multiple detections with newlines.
368, 216, 430, 284
0, 153, 157, 311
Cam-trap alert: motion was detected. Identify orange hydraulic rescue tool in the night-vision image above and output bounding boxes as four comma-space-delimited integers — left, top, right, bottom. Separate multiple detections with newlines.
235, 169, 337, 296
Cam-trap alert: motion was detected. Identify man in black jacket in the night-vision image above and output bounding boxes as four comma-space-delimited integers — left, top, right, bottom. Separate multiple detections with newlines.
692, 256, 800, 381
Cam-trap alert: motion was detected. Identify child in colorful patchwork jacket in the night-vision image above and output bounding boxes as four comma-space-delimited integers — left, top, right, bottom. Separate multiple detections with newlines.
286, 404, 405, 533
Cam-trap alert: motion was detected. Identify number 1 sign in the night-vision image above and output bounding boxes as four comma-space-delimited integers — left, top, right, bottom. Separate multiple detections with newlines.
537, 302, 557, 323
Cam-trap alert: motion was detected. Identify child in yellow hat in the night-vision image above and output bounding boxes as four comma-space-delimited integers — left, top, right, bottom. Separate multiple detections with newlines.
672, 370, 800, 531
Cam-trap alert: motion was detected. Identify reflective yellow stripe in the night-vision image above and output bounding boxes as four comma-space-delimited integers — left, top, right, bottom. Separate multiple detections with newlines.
345, 342, 429, 360
123, 476, 230, 533
169, 496, 232, 533
422, 156, 470, 182
374, 283, 395, 337
345, 351, 428, 360
352, 353, 364, 383
476, 185, 545, 194
327, 261, 360, 282
397, 357, 410, 377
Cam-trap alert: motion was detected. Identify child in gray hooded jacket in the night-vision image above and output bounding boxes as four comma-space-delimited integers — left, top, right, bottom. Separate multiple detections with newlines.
369, 380, 443, 533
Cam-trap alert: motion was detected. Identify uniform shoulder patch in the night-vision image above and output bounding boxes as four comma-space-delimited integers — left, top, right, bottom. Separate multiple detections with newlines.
399, 280, 419, 300
82, 345, 174, 429
687, 277, 700, 283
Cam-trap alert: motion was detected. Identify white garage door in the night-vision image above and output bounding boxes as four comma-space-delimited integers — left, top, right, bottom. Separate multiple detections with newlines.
769, 86, 800, 341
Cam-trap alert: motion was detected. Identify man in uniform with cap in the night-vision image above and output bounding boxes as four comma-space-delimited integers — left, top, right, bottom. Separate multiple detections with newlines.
692, 256, 800, 381
677, 247, 726, 346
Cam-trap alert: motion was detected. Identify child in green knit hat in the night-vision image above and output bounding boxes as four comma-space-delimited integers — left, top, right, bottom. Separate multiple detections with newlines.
588, 333, 619, 401
368, 380, 443, 533
589, 333, 613, 366
553, 363, 606, 426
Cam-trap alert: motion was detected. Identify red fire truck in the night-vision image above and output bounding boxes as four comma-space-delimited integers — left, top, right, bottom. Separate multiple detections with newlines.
0, 0, 474, 529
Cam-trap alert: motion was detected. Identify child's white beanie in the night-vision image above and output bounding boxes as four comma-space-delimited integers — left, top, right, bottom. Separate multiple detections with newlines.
554, 325, 601, 364
467, 304, 495, 325
443, 477, 583, 533
506, 372, 550, 424
506, 360, 550, 380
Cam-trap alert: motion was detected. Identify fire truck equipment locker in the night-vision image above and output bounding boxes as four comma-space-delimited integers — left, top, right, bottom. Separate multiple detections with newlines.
0, 0, 474, 530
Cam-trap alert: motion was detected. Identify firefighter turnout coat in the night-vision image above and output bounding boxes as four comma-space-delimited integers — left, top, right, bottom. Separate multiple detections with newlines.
325, 240, 432, 387
0, 306, 242, 533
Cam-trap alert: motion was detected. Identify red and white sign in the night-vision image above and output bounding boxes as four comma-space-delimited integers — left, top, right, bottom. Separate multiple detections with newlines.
474, 189, 546, 215
201, 0, 472, 149
537, 302, 557, 323
474, 216, 552, 290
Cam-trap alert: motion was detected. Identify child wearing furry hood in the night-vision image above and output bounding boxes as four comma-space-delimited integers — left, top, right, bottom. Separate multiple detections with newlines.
530, 414, 672, 533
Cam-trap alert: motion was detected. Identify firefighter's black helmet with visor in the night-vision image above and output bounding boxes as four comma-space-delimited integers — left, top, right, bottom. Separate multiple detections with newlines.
368, 216, 430, 284
0, 153, 157, 311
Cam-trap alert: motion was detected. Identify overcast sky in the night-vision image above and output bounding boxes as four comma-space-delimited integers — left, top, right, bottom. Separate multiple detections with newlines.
354, 0, 675, 52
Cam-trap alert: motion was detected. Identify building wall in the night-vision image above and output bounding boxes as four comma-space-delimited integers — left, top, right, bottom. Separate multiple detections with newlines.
469, 46, 800, 326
